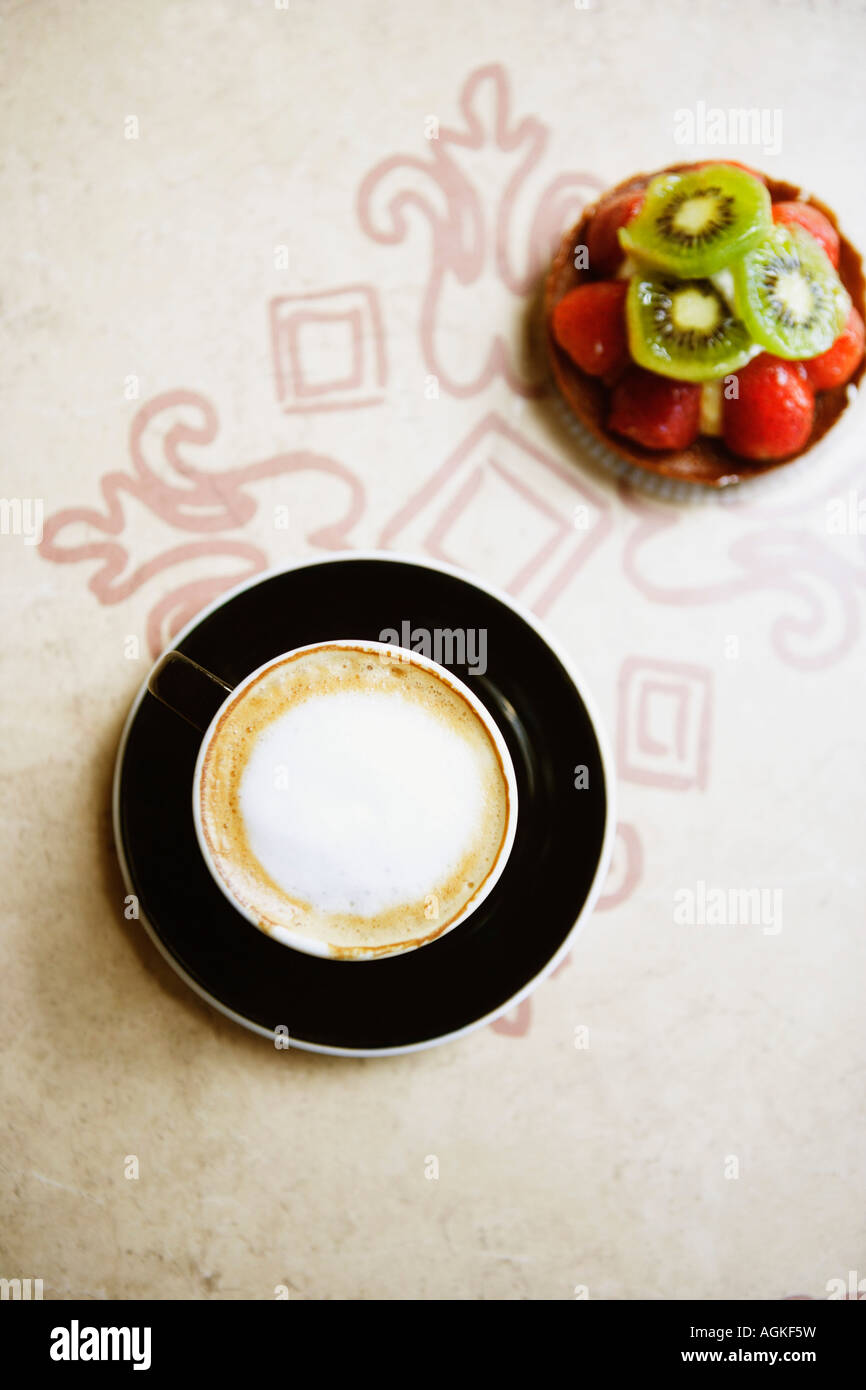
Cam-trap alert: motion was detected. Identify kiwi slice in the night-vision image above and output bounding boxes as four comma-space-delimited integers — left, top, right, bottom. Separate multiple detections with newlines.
619, 164, 771, 277
732, 224, 850, 359
626, 273, 754, 382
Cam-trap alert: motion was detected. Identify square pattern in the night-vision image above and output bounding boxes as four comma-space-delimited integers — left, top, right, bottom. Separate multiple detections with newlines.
379, 412, 611, 615
617, 657, 713, 790
270, 285, 386, 412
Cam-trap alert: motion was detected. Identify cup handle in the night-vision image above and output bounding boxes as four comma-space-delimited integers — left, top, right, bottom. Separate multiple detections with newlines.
147, 651, 234, 733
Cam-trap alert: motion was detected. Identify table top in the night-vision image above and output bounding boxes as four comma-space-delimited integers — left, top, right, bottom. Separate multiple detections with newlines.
2, 0, 864, 1300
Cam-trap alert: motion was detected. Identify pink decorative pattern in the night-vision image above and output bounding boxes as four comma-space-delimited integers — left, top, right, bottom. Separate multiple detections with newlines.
617, 657, 713, 791
270, 285, 387, 412
358, 63, 603, 398
490, 822, 643, 1038
491, 999, 532, 1037
38, 391, 365, 656
621, 486, 865, 673
596, 822, 644, 911
379, 411, 612, 616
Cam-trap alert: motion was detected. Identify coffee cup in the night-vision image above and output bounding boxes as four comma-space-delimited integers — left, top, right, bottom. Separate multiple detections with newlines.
148, 639, 518, 961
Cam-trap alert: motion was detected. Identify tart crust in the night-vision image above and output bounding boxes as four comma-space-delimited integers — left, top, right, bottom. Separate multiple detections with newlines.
545, 166, 866, 487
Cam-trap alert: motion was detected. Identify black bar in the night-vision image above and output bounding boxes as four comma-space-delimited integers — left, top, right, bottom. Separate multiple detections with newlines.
6, 1297, 862, 1374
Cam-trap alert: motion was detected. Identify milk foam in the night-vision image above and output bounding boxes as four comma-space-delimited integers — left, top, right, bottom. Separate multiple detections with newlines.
197, 645, 512, 955
240, 690, 486, 917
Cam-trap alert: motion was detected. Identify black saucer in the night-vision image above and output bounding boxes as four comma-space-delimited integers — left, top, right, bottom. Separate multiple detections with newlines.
113, 554, 614, 1054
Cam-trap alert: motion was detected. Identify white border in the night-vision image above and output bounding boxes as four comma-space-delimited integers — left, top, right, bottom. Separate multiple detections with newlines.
112, 551, 617, 1057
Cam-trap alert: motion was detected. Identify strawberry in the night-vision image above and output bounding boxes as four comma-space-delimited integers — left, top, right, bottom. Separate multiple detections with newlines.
723, 354, 815, 460
552, 281, 629, 378
585, 189, 645, 277
608, 366, 701, 450
772, 201, 840, 268
803, 306, 865, 390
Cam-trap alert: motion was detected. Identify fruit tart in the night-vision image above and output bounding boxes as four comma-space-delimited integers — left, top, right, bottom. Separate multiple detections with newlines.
545, 162, 866, 486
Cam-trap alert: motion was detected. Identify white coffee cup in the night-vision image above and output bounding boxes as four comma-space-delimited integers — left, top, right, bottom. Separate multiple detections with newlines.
149, 639, 518, 961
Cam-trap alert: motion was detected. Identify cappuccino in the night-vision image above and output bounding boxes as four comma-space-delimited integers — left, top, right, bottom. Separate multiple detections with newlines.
196, 644, 514, 957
